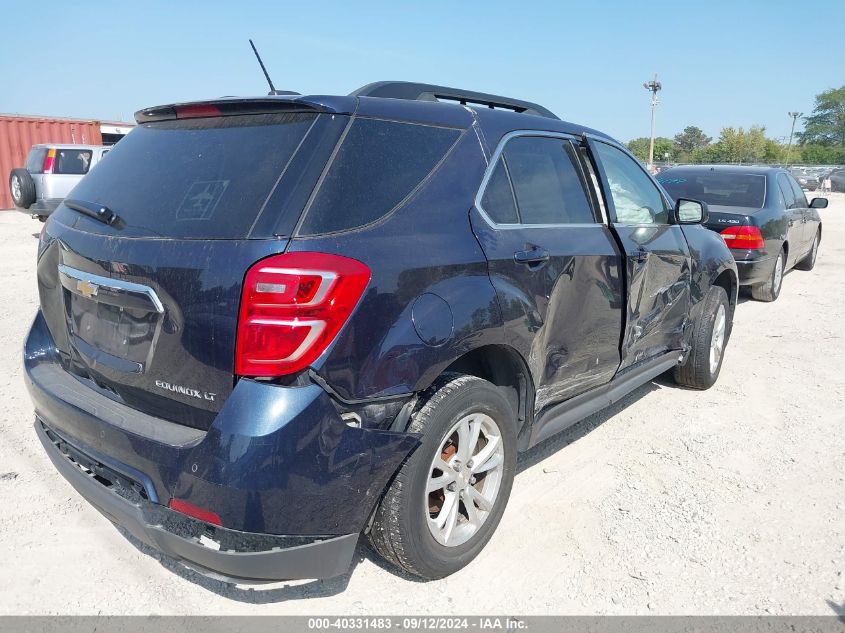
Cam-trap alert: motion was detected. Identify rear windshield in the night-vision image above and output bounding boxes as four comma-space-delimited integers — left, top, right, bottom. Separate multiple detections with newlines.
26, 148, 47, 174
297, 118, 461, 235
56, 113, 318, 239
657, 172, 766, 208
55, 149, 93, 175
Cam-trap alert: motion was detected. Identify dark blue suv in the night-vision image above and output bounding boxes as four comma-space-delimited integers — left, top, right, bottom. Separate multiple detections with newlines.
26, 82, 738, 582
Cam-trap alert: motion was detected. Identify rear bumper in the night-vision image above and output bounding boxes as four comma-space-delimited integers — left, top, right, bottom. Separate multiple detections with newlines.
733, 253, 776, 286
25, 311, 420, 581
36, 419, 358, 583
19, 198, 61, 216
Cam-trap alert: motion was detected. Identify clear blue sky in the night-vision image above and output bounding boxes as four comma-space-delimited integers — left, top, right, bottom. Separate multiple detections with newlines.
1, 0, 843, 143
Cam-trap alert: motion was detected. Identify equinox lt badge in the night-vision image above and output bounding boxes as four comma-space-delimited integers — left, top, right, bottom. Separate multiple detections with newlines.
154, 380, 216, 402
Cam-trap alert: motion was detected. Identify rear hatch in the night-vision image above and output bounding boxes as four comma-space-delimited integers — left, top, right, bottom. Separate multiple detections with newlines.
38, 108, 346, 430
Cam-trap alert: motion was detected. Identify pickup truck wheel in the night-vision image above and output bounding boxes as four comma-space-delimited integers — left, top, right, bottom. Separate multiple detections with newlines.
794, 231, 820, 271
673, 285, 729, 390
9, 169, 35, 209
368, 374, 517, 579
750, 249, 784, 302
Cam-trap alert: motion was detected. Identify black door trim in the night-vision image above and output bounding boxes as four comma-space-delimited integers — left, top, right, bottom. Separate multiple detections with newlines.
528, 351, 683, 447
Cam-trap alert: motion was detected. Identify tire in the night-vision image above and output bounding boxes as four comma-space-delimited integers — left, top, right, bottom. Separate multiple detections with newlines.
673, 285, 730, 390
794, 231, 820, 271
750, 248, 784, 302
9, 169, 35, 209
368, 374, 517, 579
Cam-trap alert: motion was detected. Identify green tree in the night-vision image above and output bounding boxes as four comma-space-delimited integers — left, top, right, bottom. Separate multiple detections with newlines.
708, 126, 769, 164
626, 137, 673, 163
799, 144, 845, 164
673, 126, 712, 155
797, 86, 845, 147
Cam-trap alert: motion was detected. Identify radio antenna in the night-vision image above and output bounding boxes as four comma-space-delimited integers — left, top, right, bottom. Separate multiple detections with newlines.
249, 39, 277, 95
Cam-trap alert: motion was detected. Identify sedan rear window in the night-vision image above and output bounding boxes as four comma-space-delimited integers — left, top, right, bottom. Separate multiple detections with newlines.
55, 113, 319, 239
658, 172, 766, 208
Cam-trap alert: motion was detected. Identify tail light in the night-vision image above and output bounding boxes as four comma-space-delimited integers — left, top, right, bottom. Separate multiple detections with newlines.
235, 252, 371, 377
43, 148, 56, 174
168, 499, 222, 526
720, 225, 765, 250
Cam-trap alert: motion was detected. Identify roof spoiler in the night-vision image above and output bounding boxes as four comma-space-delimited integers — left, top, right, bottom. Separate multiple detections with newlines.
351, 81, 559, 120
134, 97, 333, 124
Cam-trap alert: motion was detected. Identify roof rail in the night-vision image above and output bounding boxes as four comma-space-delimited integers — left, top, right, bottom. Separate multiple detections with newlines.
350, 81, 559, 120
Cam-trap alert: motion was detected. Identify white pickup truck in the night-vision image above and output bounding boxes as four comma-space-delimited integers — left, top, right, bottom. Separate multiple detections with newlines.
9, 144, 111, 220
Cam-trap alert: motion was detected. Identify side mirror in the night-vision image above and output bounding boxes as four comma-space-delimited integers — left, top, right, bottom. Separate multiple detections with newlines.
809, 197, 829, 209
675, 198, 708, 224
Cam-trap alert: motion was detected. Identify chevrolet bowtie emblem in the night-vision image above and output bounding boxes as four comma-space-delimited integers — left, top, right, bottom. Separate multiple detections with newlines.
76, 279, 99, 299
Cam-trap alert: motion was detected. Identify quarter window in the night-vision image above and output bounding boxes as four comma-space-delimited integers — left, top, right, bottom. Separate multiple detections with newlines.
298, 118, 460, 235
593, 142, 668, 224
480, 159, 519, 224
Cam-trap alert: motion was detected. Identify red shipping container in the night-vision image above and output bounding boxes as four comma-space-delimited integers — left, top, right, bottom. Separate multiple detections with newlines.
0, 115, 105, 210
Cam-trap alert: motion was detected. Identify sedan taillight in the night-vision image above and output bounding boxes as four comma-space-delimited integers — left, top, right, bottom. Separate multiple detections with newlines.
235, 252, 370, 377
720, 225, 765, 250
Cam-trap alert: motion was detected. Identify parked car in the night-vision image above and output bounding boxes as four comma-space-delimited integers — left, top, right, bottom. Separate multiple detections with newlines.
657, 165, 827, 302
829, 168, 845, 192
791, 168, 821, 191
26, 82, 738, 583
8, 144, 110, 220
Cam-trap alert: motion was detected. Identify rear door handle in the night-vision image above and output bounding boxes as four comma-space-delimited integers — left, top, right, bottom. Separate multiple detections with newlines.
514, 248, 550, 265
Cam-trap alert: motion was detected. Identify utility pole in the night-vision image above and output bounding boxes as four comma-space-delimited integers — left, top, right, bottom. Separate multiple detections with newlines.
643, 74, 662, 172
785, 112, 802, 167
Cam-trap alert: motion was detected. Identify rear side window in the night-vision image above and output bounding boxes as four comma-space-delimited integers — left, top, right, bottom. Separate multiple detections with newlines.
25, 148, 47, 174
776, 173, 798, 208
787, 175, 807, 207
57, 113, 318, 239
55, 149, 93, 175
297, 118, 460, 235
502, 136, 595, 225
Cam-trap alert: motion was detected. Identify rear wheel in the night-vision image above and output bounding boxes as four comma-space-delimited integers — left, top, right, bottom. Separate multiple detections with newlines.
750, 249, 784, 302
9, 169, 35, 209
673, 285, 730, 390
368, 374, 517, 579
795, 231, 820, 271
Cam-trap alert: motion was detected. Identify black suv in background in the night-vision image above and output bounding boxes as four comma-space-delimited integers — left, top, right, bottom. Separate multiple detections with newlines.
26, 82, 737, 583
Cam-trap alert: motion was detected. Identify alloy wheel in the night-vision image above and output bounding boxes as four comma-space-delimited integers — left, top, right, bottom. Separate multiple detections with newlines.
426, 412, 505, 547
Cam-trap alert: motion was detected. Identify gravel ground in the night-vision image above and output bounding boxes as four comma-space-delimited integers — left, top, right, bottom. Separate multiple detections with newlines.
0, 198, 843, 615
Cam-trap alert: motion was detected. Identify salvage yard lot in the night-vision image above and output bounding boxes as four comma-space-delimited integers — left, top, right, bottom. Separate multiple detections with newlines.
0, 198, 843, 615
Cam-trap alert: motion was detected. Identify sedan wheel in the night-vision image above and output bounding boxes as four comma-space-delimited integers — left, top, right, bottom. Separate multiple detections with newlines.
709, 304, 726, 375
796, 232, 820, 271
751, 249, 784, 302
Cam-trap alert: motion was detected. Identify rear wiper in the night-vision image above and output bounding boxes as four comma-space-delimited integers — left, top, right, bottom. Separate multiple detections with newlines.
64, 199, 119, 225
